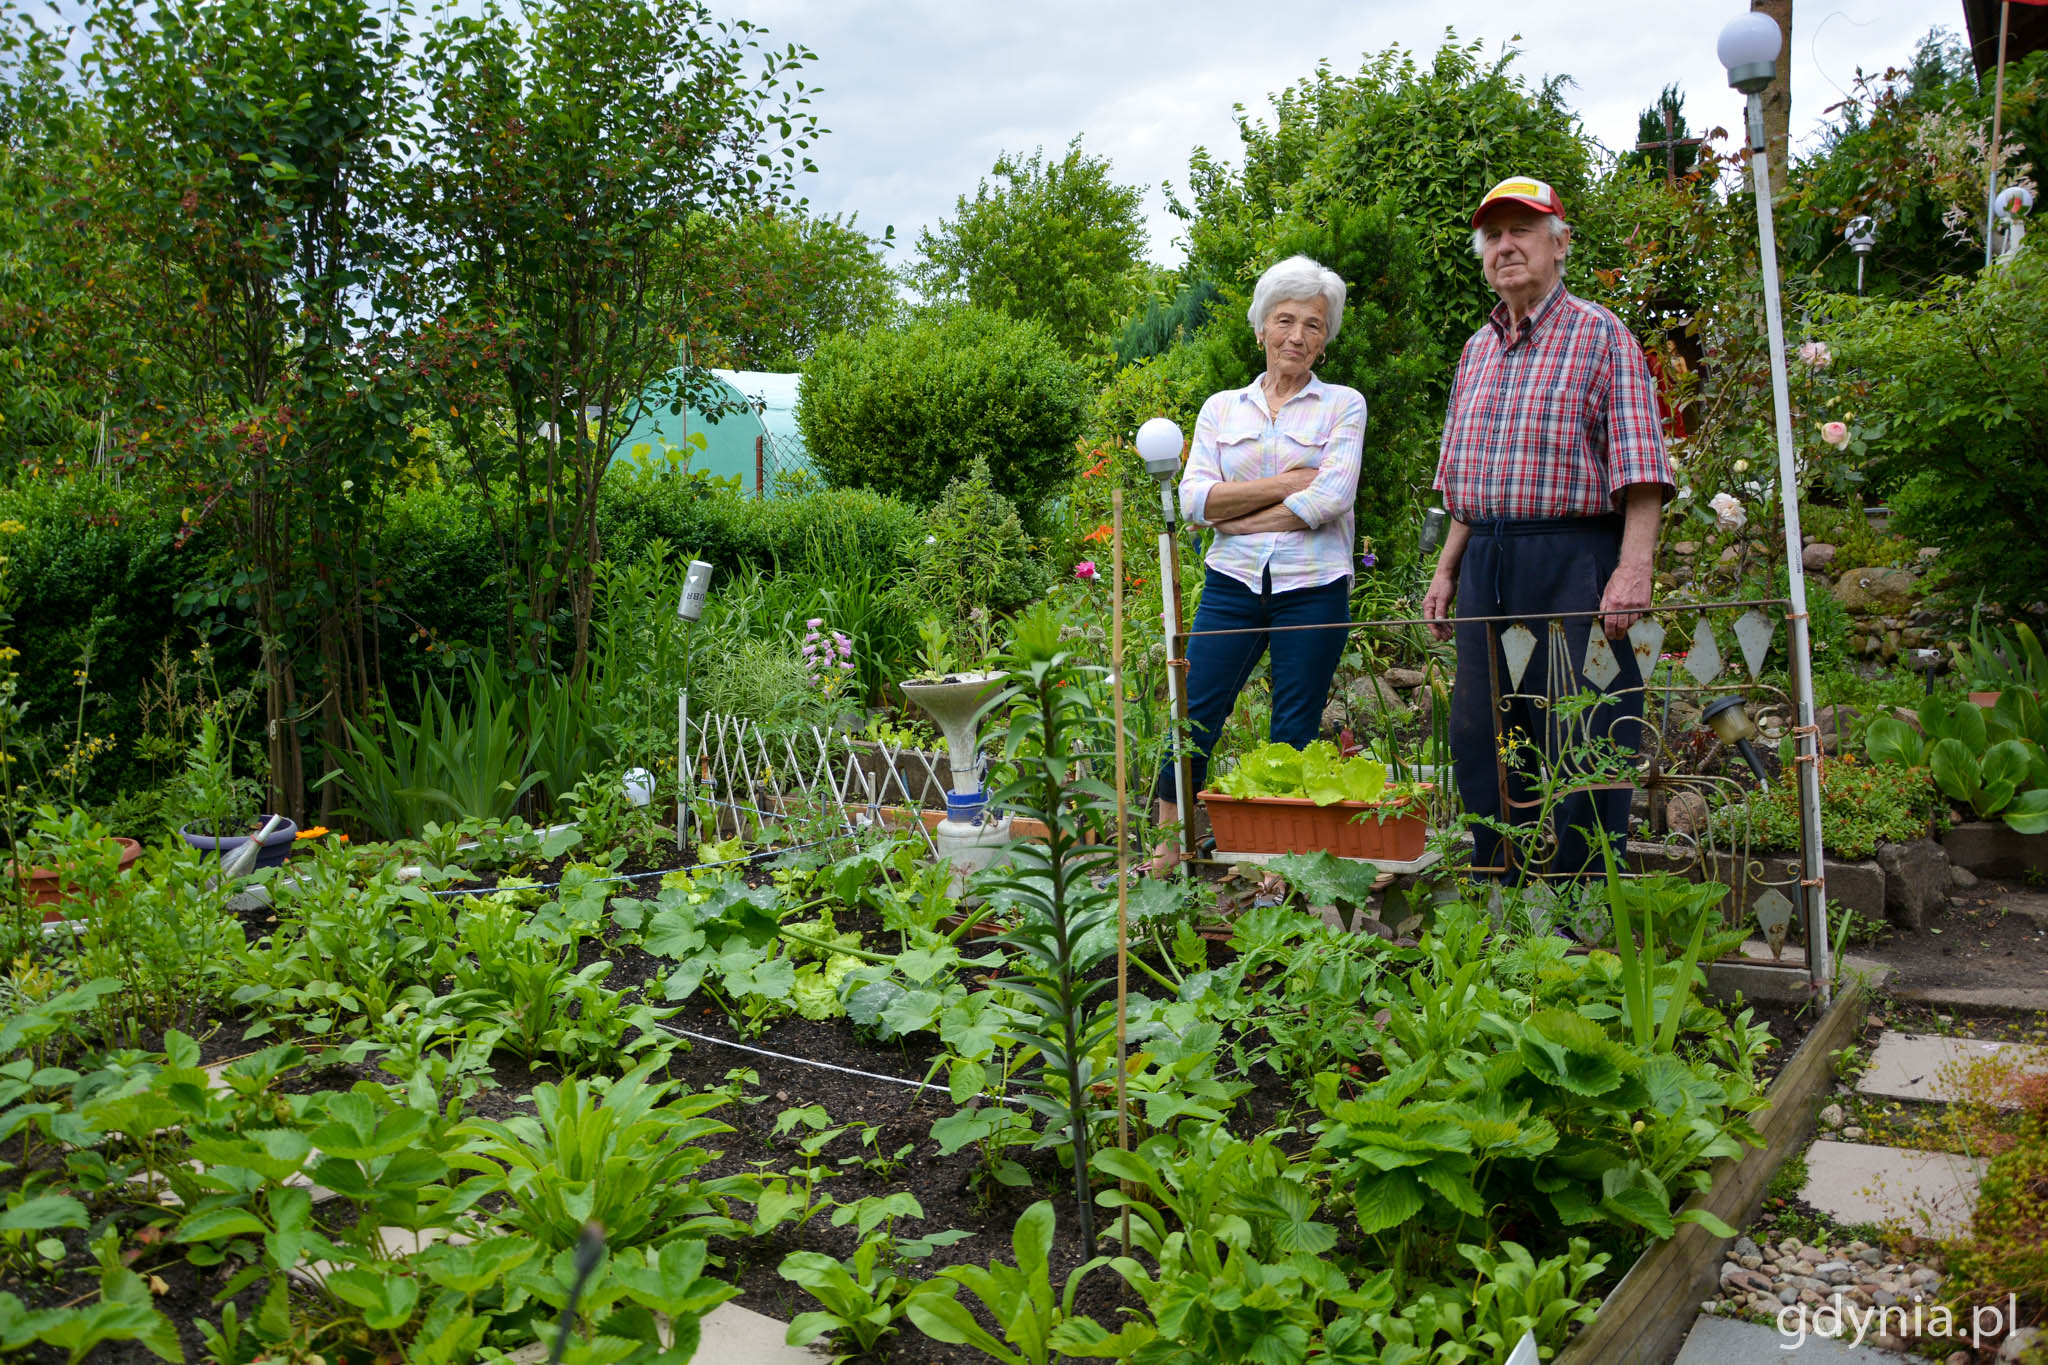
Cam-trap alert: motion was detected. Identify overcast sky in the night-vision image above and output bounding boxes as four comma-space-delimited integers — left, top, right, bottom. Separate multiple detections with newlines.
725, 0, 1952, 268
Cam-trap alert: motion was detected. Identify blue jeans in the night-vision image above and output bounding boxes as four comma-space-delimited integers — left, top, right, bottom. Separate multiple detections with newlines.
1154, 566, 1351, 803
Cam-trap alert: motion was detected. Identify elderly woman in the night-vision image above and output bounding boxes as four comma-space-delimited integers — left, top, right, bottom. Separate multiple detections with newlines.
1152, 254, 1367, 869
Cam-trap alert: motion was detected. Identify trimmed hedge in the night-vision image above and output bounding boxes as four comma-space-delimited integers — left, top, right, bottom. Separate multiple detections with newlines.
0, 471, 927, 810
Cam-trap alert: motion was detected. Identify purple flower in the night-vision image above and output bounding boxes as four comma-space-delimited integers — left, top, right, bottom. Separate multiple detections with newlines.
1358, 552, 1378, 570
806, 617, 824, 630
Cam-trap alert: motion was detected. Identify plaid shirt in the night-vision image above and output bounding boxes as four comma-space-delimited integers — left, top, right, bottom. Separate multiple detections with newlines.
1433, 283, 1674, 521
1180, 373, 1367, 594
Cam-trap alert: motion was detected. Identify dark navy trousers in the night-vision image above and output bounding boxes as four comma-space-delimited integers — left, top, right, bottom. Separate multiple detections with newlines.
1154, 566, 1350, 803
1448, 516, 1644, 880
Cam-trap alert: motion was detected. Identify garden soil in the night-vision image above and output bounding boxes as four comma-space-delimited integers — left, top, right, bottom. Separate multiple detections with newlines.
1855, 879, 2048, 992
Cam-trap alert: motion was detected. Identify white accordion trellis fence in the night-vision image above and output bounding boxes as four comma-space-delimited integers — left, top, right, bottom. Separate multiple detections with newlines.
676, 695, 972, 858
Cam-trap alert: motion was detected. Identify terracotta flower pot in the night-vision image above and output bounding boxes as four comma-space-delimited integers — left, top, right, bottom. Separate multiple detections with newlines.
10, 838, 146, 922
1969, 691, 2002, 709
1199, 789, 1431, 861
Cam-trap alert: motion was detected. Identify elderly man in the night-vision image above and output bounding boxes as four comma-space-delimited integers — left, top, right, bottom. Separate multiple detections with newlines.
1422, 177, 1674, 881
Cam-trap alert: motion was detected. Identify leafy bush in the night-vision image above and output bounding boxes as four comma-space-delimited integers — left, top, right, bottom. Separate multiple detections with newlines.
898, 457, 1049, 628
1825, 251, 2048, 609
797, 306, 1088, 512
1712, 755, 1946, 859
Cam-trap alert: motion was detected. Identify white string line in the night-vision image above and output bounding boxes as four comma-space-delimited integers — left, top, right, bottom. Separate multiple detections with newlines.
657, 1022, 1027, 1106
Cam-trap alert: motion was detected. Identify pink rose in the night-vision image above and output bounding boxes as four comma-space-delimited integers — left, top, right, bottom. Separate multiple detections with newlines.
1820, 421, 1850, 449
1798, 341, 1832, 369
1074, 561, 1097, 581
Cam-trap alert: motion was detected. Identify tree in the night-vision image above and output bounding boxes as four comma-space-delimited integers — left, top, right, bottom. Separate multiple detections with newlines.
82, 0, 415, 818
404, 0, 820, 675
1176, 36, 1595, 375
1623, 85, 1705, 185
672, 209, 898, 372
797, 306, 1086, 512
910, 136, 1147, 357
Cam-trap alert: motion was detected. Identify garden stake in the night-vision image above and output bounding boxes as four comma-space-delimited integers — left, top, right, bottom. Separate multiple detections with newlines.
549, 1221, 607, 1365
1111, 489, 1132, 1256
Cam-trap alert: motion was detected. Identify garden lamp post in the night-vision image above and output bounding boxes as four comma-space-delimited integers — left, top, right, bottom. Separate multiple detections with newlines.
676, 559, 713, 850
1844, 214, 1877, 295
1720, 10, 1832, 1002
1135, 417, 1195, 860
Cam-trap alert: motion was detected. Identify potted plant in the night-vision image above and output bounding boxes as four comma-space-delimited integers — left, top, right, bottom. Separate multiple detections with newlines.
1200, 740, 1432, 861
6, 807, 144, 923
1953, 606, 2045, 708
177, 712, 297, 869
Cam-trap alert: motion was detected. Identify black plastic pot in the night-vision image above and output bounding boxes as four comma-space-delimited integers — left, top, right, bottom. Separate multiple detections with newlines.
180, 817, 299, 869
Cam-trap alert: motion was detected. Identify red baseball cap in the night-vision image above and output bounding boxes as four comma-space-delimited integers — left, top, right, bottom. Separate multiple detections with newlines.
1472, 176, 1566, 227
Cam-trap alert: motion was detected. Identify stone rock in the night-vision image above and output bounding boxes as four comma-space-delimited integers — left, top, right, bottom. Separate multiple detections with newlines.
1815, 704, 1862, 754
1720, 1262, 1775, 1296
1953, 865, 1980, 889
1842, 1126, 1866, 1140
1734, 1235, 1762, 1261
1918, 546, 1941, 563
1803, 542, 1839, 571
2001, 1327, 2042, 1362
1346, 676, 1406, 711
1856, 1247, 1884, 1266
1665, 789, 1709, 837
1878, 837, 1951, 932
1383, 667, 1428, 690
1820, 1103, 1846, 1130
1322, 700, 1346, 732
1836, 566, 1919, 613
1739, 1253, 1764, 1270
1719, 546, 1740, 566
1778, 1286, 1799, 1305
1675, 540, 1698, 555
1815, 1260, 1851, 1276
1912, 1267, 1942, 1288
1872, 1334, 1910, 1352
1779, 1237, 1805, 1255
1952, 1352, 1979, 1365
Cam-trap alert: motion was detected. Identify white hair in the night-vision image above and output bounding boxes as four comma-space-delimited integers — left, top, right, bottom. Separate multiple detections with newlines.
1470, 214, 1571, 261
1247, 255, 1346, 342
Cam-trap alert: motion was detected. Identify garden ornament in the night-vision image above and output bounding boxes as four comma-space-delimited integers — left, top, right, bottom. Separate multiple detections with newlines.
1844, 214, 1877, 293
1994, 185, 2031, 262
900, 672, 1014, 890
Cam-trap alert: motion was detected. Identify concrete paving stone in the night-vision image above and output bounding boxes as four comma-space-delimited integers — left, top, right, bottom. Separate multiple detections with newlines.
1674, 1313, 1912, 1362
1860, 1031, 2048, 1105
1801, 1139, 1987, 1241
1999, 891, 2048, 928
500, 1303, 821, 1364
1892, 985, 2048, 1016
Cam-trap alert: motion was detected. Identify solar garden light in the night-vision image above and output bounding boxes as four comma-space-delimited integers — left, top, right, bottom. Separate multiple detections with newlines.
675, 559, 713, 850
1844, 214, 1877, 294
1702, 694, 1771, 789
1135, 417, 1195, 855
1721, 8, 1831, 1000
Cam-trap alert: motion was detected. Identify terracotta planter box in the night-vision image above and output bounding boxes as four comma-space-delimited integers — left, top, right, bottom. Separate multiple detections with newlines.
1199, 790, 1430, 861
10, 838, 145, 922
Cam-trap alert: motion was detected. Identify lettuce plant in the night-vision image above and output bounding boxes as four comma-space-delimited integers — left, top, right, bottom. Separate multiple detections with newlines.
1214, 740, 1389, 805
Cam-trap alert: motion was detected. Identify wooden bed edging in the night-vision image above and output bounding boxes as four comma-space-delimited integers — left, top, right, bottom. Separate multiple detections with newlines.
1553, 979, 1868, 1365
